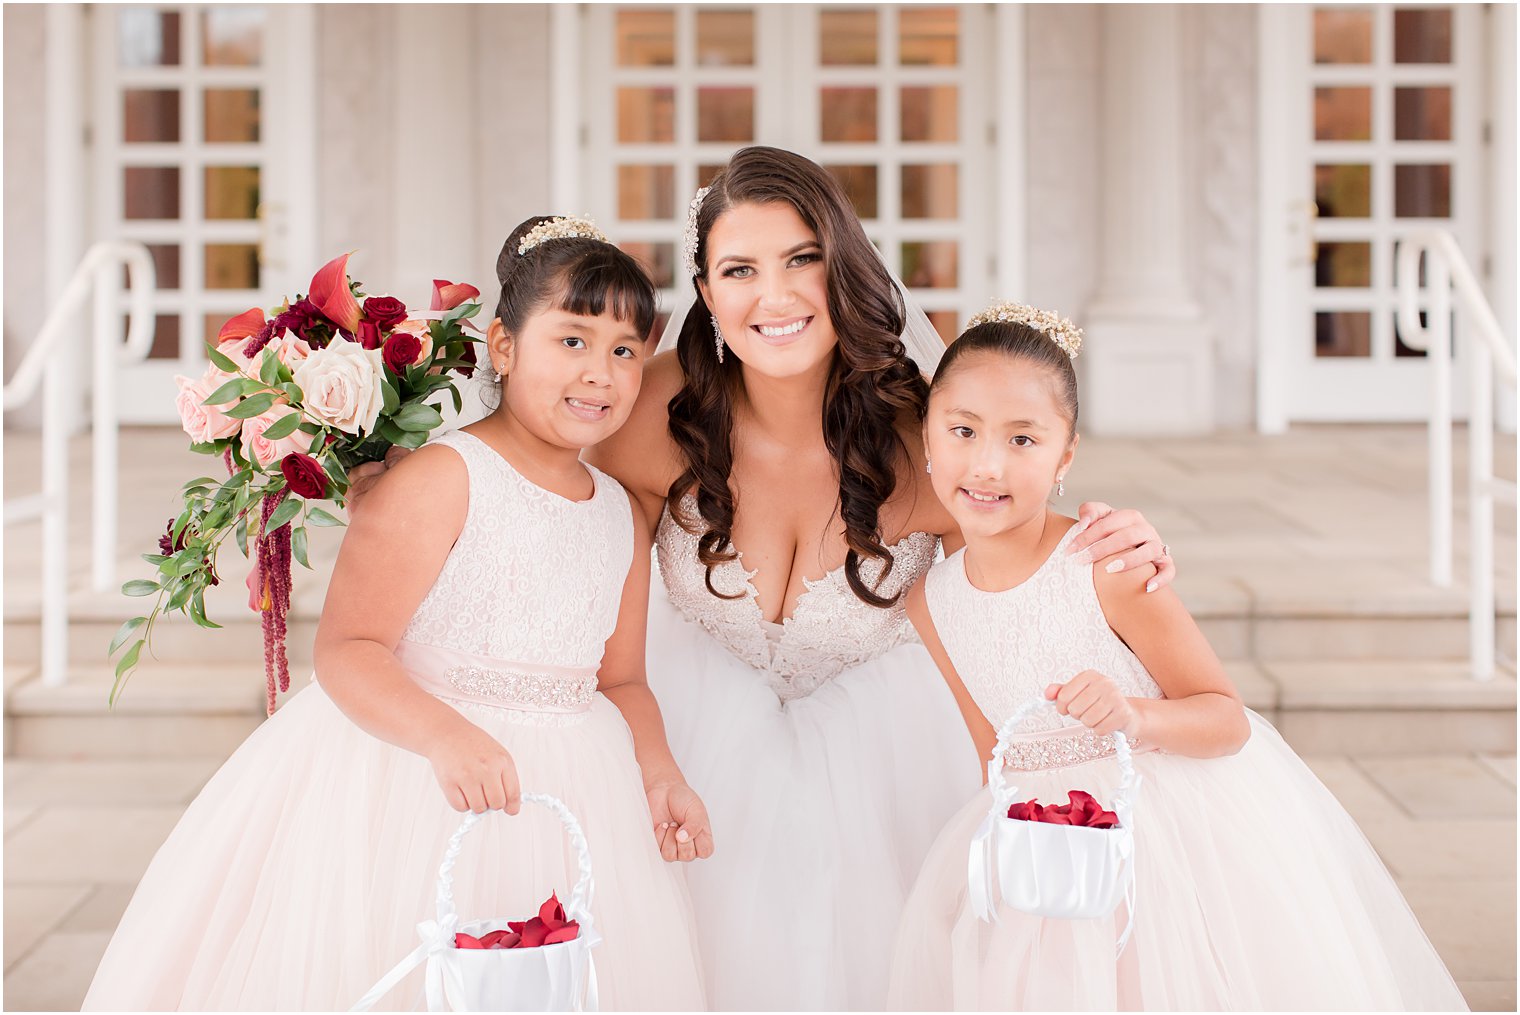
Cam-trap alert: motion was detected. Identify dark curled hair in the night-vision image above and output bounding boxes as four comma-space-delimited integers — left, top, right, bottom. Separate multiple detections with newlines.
930, 321, 1080, 437
667, 146, 929, 607
495, 216, 657, 340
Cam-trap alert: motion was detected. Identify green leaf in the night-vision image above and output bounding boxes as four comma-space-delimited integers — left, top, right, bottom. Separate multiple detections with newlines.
282, 382, 305, 404
378, 420, 407, 445
122, 579, 160, 597
204, 377, 257, 406
172, 509, 191, 544
189, 590, 222, 630
235, 517, 249, 557
266, 496, 302, 533
166, 581, 193, 611
188, 441, 221, 456
306, 506, 345, 528
114, 639, 143, 680
226, 392, 277, 419
109, 616, 148, 656
292, 526, 311, 569
260, 412, 301, 441
324, 452, 349, 486
392, 403, 443, 432
171, 554, 206, 578
450, 386, 463, 415
381, 378, 400, 414
394, 428, 429, 449
141, 553, 169, 566
205, 342, 239, 373
259, 348, 281, 385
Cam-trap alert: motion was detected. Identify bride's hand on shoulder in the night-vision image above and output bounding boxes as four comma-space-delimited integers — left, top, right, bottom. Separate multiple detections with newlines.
646, 780, 715, 863
1067, 501, 1175, 592
345, 445, 414, 518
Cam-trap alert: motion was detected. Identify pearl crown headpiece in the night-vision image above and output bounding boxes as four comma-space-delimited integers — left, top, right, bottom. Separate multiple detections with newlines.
517, 215, 609, 256
681, 186, 711, 279
965, 300, 1084, 360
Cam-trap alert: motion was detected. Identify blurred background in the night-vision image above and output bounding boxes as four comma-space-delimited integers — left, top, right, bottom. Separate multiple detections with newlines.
2, 4, 1516, 1011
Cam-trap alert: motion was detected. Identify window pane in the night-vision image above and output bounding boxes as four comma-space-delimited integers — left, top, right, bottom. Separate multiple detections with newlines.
820, 9, 877, 65
1315, 242, 1372, 288
698, 163, 726, 188
697, 87, 754, 143
619, 87, 676, 144
620, 241, 676, 289
123, 166, 181, 220
1394, 87, 1451, 142
123, 89, 180, 143
124, 243, 181, 290
825, 164, 879, 219
902, 163, 958, 219
1315, 164, 1371, 218
901, 86, 957, 142
618, 164, 675, 220
821, 87, 877, 142
204, 166, 260, 220
205, 243, 260, 290
118, 9, 181, 67
900, 7, 957, 66
1394, 9, 1452, 64
927, 310, 957, 344
203, 7, 264, 66
697, 10, 754, 66
1395, 164, 1451, 218
618, 10, 675, 66
205, 89, 261, 143
1314, 87, 1372, 141
1314, 9, 1373, 64
901, 241, 958, 288
1315, 311, 1372, 357
137, 313, 181, 360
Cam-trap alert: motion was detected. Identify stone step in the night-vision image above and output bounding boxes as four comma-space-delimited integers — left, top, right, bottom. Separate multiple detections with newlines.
6, 658, 1512, 761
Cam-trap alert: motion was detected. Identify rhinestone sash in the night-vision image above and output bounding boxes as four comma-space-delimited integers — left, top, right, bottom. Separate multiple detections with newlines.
394, 639, 598, 715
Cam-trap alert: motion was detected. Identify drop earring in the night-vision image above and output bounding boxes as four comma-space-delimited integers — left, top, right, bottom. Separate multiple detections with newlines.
711, 315, 725, 364
1055, 475, 1065, 497
925, 458, 933, 476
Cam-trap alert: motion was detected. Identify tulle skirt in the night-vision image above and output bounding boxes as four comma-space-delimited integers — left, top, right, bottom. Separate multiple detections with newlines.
645, 584, 982, 1011
888, 712, 1467, 1011
82, 679, 706, 1011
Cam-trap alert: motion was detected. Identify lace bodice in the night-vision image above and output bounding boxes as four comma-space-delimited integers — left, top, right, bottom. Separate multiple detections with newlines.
923, 523, 1163, 734
400, 430, 633, 668
655, 494, 938, 702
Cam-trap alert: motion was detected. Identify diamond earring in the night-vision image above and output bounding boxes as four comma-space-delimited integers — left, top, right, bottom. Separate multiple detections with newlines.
926, 458, 933, 476
1055, 475, 1065, 497
711, 315, 725, 364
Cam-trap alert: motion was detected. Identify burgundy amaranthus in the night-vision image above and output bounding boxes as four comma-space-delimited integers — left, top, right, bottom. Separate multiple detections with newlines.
255, 490, 294, 715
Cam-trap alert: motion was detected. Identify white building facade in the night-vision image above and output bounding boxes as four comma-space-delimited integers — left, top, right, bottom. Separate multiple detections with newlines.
4, 3, 1515, 434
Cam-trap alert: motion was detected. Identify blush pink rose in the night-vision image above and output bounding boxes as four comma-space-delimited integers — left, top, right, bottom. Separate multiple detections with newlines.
265, 330, 313, 370
240, 405, 307, 468
173, 367, 242, 443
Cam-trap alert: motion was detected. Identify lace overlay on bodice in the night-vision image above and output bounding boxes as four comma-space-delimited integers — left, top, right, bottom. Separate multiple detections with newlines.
924, 524, 1163, 734
655, 494, 938, 702
400, 430, 633, 669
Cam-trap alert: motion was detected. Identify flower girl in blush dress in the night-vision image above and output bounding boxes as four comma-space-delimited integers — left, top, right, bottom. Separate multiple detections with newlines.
83, 217, 707, 1011
887, 304, 1467, 1011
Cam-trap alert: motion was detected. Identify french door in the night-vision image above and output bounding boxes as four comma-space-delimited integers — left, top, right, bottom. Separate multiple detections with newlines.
578, 4, 995, 343
1261, 3, 1486, 423
91, 4, 315, 422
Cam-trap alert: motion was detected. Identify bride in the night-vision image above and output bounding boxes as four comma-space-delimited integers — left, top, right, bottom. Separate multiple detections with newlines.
358, 146, 1173, 1010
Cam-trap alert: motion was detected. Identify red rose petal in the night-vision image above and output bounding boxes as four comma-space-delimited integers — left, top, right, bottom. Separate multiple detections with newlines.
538, 893, 568, 928
543, 922, 580, 945
479, 930, 516, 948
516, 917, 551, 948
454, 933, 485, 949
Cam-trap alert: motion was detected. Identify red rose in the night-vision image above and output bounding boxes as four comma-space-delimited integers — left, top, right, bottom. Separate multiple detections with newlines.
363, 295, 408, 330
355, 319, 383, 349
383, 333, 422, 374
280, 452, 329, 500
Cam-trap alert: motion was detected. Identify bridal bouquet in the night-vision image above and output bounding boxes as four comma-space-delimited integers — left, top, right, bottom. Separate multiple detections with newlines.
109, 253, 484, 713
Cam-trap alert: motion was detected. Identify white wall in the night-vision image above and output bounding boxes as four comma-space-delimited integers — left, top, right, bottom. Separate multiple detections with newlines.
3, 5, 49, 396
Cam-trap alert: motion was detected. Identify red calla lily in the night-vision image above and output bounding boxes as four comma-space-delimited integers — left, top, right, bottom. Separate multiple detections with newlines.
430, 279, 481, 312
308, 253, 362, 334
217, 308, 266, 344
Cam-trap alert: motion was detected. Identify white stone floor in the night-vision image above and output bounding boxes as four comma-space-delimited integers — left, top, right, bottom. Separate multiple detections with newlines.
3, 424, 1516, 1010
1, 753, 1513, 1011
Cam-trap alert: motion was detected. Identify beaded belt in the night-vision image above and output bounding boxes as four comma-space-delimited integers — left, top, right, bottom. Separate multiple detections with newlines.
393, 639, 598, 715
999, 725, 1147, 772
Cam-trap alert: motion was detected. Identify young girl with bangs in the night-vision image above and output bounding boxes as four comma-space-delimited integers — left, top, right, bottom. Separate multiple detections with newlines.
83, 216, 708, 1012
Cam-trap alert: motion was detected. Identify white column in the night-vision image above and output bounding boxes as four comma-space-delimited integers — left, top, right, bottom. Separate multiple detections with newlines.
1080, 5, 1214, 434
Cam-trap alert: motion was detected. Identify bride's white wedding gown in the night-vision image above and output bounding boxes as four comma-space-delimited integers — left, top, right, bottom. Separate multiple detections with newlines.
647, 496, 980, 1011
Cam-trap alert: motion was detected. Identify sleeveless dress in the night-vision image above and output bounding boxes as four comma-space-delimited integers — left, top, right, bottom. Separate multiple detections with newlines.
888, 523, 1467, 1011
83, 430, 705, 1011
645, 495, 982, 1010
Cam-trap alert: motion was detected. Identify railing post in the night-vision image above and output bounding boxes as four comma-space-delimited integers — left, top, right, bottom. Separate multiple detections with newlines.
92, 254, 121, 592
40, 332, 72, 688
1427, 249, 1453, 588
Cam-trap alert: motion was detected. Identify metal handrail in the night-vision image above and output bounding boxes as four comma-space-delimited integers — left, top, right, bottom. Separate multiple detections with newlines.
1396, 228, 1518, 681
2, 240, 157, 687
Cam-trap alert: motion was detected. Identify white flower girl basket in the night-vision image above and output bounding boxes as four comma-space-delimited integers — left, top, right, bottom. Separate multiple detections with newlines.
352, 793, 600, 1012
969, 697, 1141, 954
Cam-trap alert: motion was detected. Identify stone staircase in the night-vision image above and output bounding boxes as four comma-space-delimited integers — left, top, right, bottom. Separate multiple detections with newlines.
3, 426, 1516, 760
